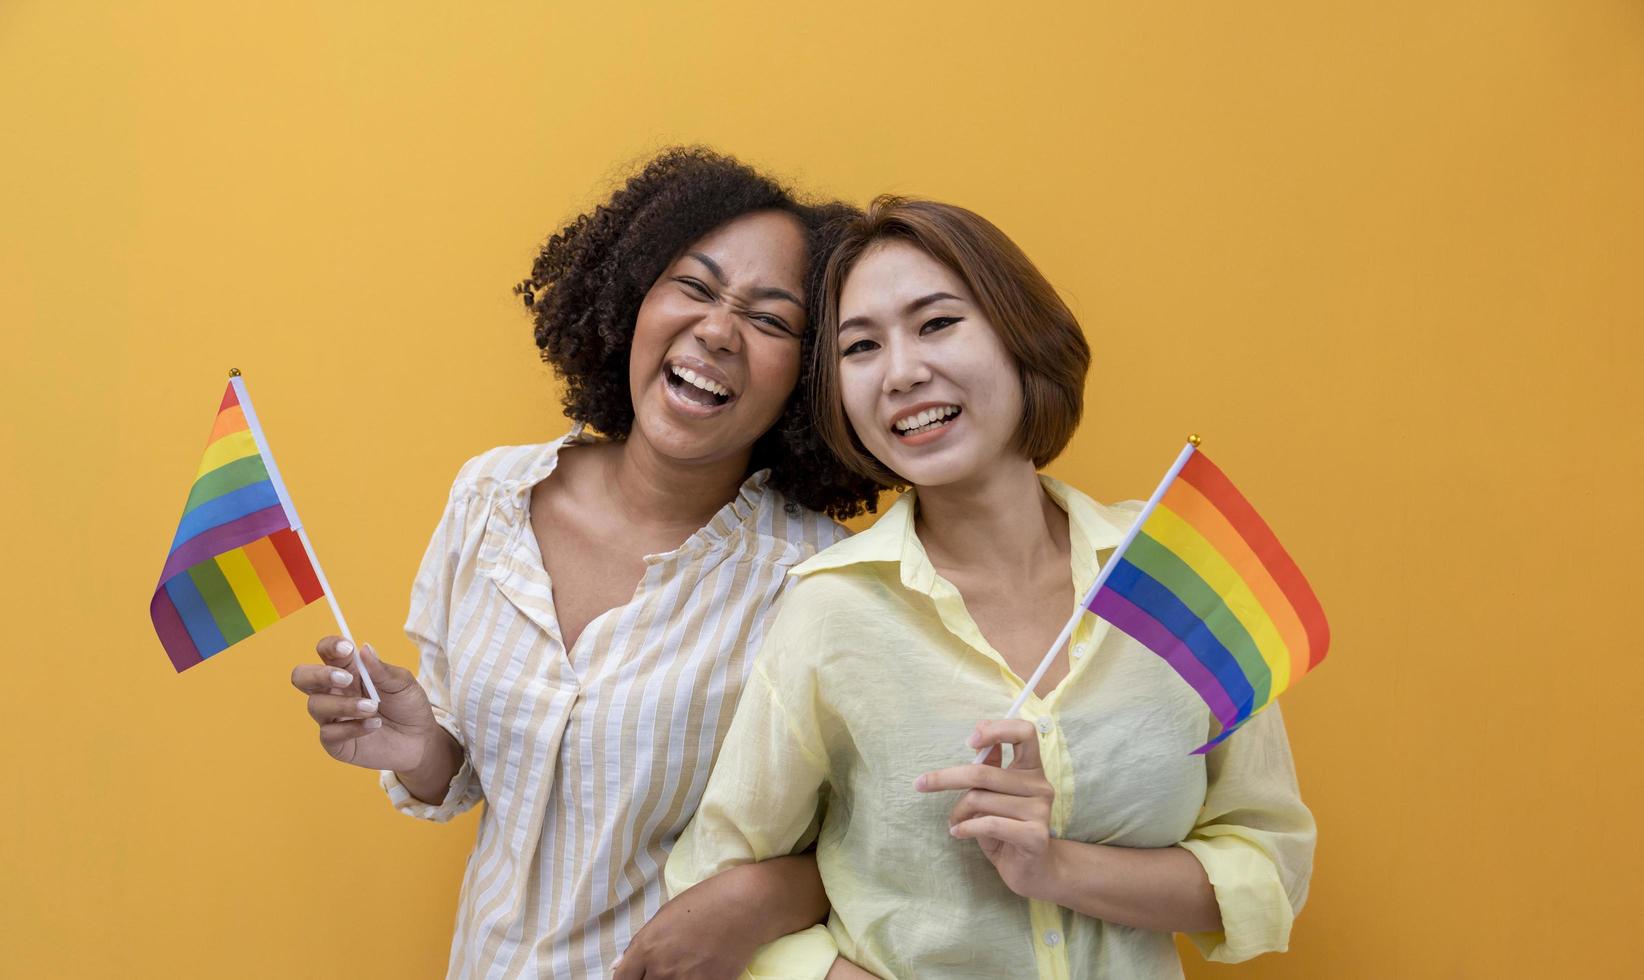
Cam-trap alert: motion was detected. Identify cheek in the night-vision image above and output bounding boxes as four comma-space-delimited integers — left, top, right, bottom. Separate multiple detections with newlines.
629, 294, 669, 364
743, 337, 801, 408
839, 368, 880, 439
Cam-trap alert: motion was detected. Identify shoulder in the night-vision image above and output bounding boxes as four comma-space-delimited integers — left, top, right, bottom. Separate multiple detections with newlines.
449, 442, 556, 498
778, 545, 901, 622
1042, 476, 1145, 546
421, 439, 563, 542
739, 481, 853, 566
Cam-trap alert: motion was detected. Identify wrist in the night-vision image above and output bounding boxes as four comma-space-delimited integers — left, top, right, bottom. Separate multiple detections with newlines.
396, 726, 461, 802
1039, 837, 1104, 908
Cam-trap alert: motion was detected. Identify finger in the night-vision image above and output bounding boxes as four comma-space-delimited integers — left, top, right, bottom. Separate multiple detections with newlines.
316, 635, 358, 665
290, 663, 361, 696
916, 763, 1021, 795
359, 643, 420, 696
950, 814, 1045, 850
307, 693, 381, 724
968, 719, 1042, 770
318, 718, 382, 752
947, 789, 1043, 827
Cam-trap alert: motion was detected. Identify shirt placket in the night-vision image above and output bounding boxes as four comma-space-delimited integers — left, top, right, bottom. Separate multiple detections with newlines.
922, 578, 1079, 980
1016, 697, 1071, 980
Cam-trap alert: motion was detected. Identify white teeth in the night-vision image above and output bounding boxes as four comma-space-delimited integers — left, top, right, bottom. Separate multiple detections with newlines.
893, 405, 960, 433
672, 366, 730, 398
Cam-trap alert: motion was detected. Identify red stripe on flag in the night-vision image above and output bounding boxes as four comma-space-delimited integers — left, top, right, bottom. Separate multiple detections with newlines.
269, 527, 325, 603
1178, 452, 1331, 668
219, 381, 239, 412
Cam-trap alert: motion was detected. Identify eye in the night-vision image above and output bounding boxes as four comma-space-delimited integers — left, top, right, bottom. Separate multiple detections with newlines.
747, 312, 796, 336
676, 277, 713, 299
841, 338, 878, 357
921, 316, 962, 334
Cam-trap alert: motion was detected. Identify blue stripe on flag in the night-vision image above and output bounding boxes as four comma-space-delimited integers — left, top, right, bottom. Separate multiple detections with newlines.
164, 569, 229, 658
171, 480, 279, 550
1106, 558, 1257, 723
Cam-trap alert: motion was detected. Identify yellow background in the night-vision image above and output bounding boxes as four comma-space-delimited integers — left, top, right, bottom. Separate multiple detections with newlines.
3, 1, 1640, 976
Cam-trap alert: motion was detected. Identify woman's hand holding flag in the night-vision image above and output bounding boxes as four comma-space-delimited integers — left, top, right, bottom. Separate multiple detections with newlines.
289, 636, 462, 802
916, 720, 1060, 901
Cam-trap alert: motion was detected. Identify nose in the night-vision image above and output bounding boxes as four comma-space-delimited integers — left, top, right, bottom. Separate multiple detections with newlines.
882, 334, 930, 394
693, 307, 741, 355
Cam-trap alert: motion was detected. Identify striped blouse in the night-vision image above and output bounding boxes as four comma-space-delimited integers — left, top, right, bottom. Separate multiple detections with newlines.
379, 429, 849, 978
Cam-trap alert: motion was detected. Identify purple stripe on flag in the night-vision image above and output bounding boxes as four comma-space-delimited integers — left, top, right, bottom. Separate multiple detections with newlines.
149, 587, 203, 672
157, 504, 291, 585
1193, 719, 1245, 755
1090, 587, 1241, 729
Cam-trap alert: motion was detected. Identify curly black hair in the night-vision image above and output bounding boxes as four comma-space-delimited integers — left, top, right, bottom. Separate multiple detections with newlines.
515, 146, 880, 520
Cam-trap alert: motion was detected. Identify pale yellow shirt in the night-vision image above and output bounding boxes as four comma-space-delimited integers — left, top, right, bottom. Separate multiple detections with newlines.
668, 478, 1314, 980
380, 430, 848, 978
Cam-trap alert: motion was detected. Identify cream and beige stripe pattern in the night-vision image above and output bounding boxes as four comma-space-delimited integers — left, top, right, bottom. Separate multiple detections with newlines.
380, 430, 848, 978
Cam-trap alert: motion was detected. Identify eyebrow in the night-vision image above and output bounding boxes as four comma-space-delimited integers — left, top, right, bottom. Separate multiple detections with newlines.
686, 252, 802, 308
839, 291, 963, 331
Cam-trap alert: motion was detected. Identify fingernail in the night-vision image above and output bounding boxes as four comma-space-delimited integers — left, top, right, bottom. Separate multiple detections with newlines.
913, 775, 927, 791
357, 699, 377, 714
363, 717, 382, 730
949, 824, 961, 837
336, 640, 354, 657
967, 733, 980, 748
330, 670, 351, 686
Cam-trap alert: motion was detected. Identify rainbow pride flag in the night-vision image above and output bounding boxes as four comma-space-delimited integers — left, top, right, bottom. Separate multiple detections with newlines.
150, 373, 325, 671
1088, 442, 1329, 753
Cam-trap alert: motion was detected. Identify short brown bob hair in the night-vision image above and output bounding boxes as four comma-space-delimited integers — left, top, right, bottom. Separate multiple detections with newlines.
813, 196, 1091, 487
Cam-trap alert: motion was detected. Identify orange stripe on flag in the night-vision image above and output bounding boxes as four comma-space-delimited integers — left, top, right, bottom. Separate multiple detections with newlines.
243, 534, 306, 617
208, 404, 249, 443
1163, 476, 1313, 684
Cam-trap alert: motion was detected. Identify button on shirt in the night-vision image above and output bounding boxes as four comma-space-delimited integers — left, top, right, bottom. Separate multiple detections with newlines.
379, 431, 848, 978
668, 477, 1315, 980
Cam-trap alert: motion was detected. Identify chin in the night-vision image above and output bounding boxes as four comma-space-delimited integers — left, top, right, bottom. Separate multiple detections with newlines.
873, 449, 979, 490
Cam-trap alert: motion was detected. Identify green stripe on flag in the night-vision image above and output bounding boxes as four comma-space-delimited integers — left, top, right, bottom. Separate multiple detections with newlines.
187, 558, 254, 647
183, 455, 271, 515
1126, 533, 1272, 707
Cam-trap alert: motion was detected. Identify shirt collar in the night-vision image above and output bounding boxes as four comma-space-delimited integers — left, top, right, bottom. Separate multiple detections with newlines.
500, 422, 780, 561
792, 475, 1133, 594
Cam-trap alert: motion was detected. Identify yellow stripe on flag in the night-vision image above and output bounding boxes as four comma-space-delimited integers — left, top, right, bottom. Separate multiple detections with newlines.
1148, 504, 1293, 698
1166, 477, 1313, 684
197, 429, 259, 478
215, 548, 280, 632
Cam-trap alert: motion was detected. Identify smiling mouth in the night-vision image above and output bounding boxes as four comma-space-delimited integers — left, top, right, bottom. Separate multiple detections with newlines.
892, 405, 961, 437
666, 365, 733, 407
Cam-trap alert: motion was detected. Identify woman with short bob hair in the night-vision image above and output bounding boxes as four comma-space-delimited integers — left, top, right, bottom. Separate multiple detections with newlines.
668, 196, 1315, 978
289, 148, 881, 978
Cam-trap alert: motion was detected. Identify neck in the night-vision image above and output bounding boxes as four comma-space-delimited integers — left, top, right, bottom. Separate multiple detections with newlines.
913, 458, 1066, 577
605, 433, 753, 532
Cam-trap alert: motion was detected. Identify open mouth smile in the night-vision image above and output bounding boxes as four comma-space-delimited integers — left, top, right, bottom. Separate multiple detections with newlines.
891, 404, 961, 439
664, 362, 736, 409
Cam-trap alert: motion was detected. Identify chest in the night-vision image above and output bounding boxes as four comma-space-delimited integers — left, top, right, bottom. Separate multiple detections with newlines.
529, 487, 702, 652
943, 565, 1078, 696
825, 615, 1211, 847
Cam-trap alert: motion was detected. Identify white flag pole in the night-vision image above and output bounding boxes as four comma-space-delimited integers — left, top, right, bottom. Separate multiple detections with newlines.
971, 434, 1201, 764
229, 369, 379, 704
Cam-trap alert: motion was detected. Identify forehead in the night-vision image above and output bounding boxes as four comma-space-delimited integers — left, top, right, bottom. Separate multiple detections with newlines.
685, 209, 808, 284
839, 240, 969, 314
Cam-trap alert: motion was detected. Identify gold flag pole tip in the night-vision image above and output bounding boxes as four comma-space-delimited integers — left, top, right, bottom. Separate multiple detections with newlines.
228, 368, 242, 377
1187, 433, 1202, 447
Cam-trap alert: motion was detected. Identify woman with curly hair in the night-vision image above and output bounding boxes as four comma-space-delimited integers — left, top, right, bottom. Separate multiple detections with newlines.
287, 147, 881, 977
